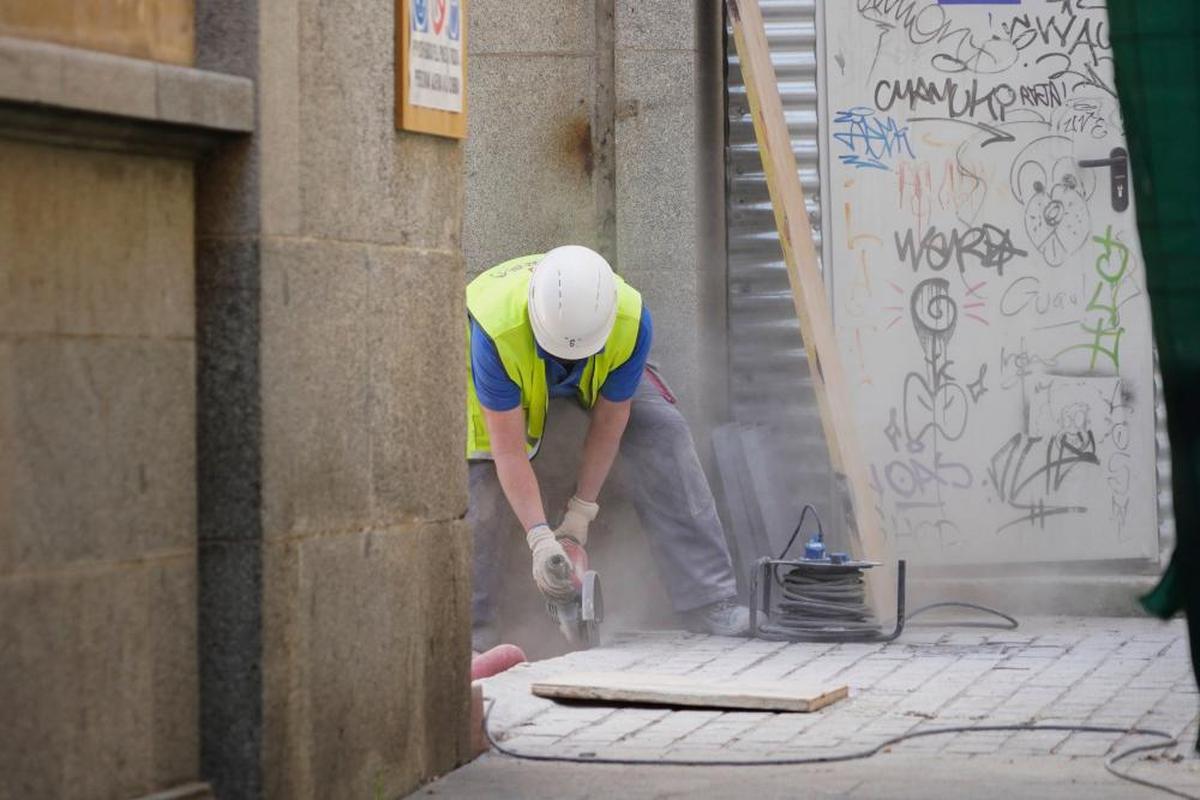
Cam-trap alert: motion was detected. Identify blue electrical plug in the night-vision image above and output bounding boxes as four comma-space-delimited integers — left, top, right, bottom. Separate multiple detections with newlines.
803, 532, 827, 561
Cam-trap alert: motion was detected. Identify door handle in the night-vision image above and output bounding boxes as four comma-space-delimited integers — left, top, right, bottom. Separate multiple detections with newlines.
1078, 147, 1130, 213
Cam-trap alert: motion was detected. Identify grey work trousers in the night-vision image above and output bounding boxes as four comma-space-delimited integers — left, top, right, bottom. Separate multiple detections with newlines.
468, 369, 737, 646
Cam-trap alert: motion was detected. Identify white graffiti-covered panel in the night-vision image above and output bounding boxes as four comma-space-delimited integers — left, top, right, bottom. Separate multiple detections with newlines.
825, 0, 1157, 565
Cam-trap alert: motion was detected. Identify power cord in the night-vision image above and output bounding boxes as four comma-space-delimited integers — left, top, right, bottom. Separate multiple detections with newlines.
777, 504, 825, 562
483, 700, 1196, 799
907, 601, 1020, 630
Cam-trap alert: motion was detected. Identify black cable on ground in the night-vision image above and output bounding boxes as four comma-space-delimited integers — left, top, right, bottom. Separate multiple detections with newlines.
483, 701, 1196, 799
907, 601, 1020, 630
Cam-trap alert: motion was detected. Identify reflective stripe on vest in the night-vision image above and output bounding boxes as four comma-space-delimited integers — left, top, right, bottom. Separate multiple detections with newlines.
465, 254, 643, 460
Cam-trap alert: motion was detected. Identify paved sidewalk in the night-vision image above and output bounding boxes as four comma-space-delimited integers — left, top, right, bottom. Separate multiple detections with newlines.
417, 617, 1200, 799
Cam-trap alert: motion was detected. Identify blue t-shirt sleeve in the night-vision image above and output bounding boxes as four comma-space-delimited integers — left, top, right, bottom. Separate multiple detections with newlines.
600, 305, 653, 402
470, 319, 522, 411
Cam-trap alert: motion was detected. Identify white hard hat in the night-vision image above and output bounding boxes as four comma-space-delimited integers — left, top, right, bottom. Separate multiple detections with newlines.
527, 245, 618, 360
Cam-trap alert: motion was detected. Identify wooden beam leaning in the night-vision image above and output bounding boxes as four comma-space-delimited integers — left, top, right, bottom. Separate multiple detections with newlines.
727, 0, 894, 617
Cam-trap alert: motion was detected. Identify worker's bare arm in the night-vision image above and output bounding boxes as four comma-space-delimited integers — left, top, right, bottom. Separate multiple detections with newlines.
575, 396, 632, 504
481, 405, 549, 532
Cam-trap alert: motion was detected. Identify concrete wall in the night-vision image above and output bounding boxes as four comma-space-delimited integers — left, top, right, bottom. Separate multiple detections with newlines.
0, 140, 199, 798
465, 1, 604, 263
196, 1, 472, 797
613, 0, 727, 434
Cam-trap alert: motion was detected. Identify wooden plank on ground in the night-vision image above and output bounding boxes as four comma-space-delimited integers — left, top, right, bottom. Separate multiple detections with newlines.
727, 0, 894, 618
530, 672, 848, 713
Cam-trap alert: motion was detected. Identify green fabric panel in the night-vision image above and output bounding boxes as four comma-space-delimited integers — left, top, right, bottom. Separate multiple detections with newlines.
1107, 1, 1200, 619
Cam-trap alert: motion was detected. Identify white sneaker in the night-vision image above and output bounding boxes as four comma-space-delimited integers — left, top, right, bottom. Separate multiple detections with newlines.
682, 598, 758, 636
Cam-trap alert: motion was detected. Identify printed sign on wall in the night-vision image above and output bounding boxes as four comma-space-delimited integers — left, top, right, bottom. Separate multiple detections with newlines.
397, 0, 467, 138
824, 0, 1157, 566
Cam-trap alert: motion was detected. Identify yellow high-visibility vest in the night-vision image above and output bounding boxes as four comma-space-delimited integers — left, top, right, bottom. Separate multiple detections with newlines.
466, 254, 642, 459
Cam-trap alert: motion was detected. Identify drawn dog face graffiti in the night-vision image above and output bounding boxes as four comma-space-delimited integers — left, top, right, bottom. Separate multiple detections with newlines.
1010, 135, 1096, 267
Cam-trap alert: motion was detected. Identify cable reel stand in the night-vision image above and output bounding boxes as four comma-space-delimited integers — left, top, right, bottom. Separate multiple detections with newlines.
749, 510, 906, 643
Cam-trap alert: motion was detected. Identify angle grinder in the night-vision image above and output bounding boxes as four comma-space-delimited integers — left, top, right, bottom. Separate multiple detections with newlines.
544, 539, 603, 649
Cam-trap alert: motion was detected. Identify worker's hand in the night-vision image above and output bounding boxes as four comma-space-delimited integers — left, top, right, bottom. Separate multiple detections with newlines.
554, 495, 599, 546
527, 524, 576, 602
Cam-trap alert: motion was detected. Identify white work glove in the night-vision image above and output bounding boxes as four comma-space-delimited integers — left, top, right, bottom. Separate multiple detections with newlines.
527, 524, 576, 602
554, 496, 599, 546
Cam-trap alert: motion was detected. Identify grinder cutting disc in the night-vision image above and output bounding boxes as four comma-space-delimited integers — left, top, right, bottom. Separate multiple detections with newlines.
548, 542, 604, 649
579, 570, 603, 648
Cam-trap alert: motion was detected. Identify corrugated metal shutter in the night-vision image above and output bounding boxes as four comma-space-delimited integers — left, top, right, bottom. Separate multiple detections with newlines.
724, 0, 838, 550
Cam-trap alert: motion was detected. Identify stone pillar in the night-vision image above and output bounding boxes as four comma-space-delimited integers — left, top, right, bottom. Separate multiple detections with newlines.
0, 24, 250, 800
0, 137, 200, 800
195, 2, 472, 798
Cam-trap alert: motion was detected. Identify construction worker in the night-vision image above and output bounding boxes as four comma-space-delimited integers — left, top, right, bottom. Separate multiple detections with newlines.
467, 246, 752, 651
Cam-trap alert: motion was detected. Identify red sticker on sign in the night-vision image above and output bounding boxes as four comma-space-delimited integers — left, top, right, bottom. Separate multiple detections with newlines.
432, 0, 447, 34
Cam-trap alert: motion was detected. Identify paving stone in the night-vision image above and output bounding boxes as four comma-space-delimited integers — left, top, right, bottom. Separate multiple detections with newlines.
498, 734, 565, 752
785, 734, 849, 750
1039, 704, 1095, 722
511, 716, 592, 738
786, 657, 868, 684
888, 734, 945, 754
857, 717, 923, 738
1001, 730, 1074, 755
1018, 647, 1068, 659
578, 711, 671, 743
735, 718, 811, 744
941, 732, 1010, 755
874, 657, 956, 691
1033, 633, 1085, 647
1178, 721, 1200, 750
682, 728, 749, 746
659, 745, 754, 761
941, 633, 990, 647
940, 697, 1005, 721
1054, 733, 1119, 757
1142, 708, 1200, 736
986, 634, 1036, 645
838, 659, 906, 686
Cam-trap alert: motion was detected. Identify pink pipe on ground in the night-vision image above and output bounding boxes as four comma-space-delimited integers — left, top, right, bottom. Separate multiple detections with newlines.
471, 644, 527, 680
